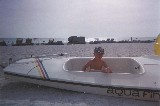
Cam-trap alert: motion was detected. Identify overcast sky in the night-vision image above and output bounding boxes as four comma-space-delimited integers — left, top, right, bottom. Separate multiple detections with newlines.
0, 0, 159, 38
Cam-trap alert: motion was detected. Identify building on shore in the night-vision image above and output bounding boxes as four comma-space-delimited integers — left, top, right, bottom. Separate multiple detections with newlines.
13, 38, 23, 46
25, 38, 33, 45
46, 39, 64, 45
68, 36, 86, 44
13, 38, 33, 46
89, 38, 115, 44
0, 40, 7, 46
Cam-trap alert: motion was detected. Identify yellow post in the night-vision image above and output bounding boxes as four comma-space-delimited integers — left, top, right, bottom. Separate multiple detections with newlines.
154, 34, 160, 55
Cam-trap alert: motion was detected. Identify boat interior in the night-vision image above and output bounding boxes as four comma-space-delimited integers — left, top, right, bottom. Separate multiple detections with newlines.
63, 57, 145, 74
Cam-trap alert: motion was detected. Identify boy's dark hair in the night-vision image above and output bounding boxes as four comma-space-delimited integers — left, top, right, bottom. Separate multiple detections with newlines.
94, 47, 104, 54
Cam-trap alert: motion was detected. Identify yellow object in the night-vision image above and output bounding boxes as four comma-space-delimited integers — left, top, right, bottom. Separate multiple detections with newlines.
154, 34, 160, 55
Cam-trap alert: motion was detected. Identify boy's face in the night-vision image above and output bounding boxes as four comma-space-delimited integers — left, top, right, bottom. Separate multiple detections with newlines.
94, 53, 103, 59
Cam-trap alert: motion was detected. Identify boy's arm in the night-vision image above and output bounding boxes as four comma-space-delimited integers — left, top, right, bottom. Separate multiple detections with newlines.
102, 61, 112, 73
103, 61, 108, 68
82, 61, 91, 71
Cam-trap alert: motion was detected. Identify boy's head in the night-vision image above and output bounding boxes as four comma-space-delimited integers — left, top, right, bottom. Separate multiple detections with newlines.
94, 47, 104, 59
94, 47, 104, 54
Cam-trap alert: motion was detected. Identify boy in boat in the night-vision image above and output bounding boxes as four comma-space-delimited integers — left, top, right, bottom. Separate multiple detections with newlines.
82, 47, 112, 73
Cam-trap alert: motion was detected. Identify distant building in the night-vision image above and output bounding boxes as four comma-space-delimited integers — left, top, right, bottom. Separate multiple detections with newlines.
25, 38, 33, 45
56, 41, 64, 45
0, 40, 7, 46
15, 38, 23, 46
13, 38, 34, 46
48, 39, 54, 45
131, 37, 133, 41
47, 39, 64, 45
107, 38, 110, 42
68, 36, 86, 44
89, 38, 115, 44
111, 38, 114, 42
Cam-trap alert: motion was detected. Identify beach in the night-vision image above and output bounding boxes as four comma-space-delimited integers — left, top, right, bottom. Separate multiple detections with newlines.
0, 43, 160, 106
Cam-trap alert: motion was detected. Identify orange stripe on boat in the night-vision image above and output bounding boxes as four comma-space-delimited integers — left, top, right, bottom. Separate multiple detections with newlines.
35, 58, 47, 79
34, 58, 45, 79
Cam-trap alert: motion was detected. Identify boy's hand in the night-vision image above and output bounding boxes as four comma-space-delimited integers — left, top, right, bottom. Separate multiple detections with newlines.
84, 67, 91, 72
103, 67, 112, 73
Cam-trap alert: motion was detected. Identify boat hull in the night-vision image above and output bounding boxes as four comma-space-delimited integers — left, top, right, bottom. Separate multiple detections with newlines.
5, 71, 160, 101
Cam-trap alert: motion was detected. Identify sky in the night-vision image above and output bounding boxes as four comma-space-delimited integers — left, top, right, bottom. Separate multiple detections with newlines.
0, 0, 160, 38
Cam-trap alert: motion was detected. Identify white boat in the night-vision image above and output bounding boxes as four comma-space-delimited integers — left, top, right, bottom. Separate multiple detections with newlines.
3, 55, 160, 101
2, 34, 160, 101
